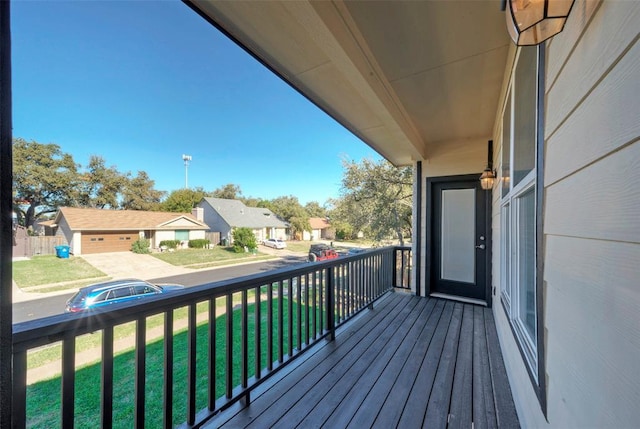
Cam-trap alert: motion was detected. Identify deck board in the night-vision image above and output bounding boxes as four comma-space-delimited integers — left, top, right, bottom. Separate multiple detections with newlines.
206, 293, 520, 429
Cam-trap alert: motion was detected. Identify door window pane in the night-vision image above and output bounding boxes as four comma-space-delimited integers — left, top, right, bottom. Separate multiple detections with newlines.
440, 189, 475, 283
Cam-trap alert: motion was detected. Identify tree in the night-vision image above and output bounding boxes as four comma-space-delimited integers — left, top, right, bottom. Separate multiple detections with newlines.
266, 195, 311, 240
334, 158, 412, 244
211, 183, 243, 200
160, 187, 207, 213
232, 227, 257, 253
75, 155, 126, 209
120, 171, 165, 211
304, 201, 327, 218
13, 138, 78, 227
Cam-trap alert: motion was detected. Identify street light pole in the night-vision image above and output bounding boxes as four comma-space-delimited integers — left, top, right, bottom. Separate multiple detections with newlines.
182, 154, 192, 188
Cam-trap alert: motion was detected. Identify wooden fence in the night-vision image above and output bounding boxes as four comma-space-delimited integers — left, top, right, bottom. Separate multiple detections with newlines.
205, 231, 221, 245
13, 226, 67, 258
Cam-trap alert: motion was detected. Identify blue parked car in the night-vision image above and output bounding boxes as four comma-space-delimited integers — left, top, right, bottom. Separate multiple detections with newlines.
65, 278, 184, 313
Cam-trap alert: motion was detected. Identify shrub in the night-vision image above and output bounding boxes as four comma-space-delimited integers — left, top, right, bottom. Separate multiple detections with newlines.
131, 238, 150, 254
159, 240, 181, 249
232, 227, 257, 253
188, 239, 210, 249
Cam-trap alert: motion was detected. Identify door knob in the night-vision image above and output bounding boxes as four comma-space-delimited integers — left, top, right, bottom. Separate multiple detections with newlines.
475, 244, 486, 250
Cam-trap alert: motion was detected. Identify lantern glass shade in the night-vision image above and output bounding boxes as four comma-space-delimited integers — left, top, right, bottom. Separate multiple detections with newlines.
480, 168, 496, 190
507, 0, 574, 46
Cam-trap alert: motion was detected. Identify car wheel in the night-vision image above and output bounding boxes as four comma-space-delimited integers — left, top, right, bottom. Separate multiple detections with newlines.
308, 253, 317, 262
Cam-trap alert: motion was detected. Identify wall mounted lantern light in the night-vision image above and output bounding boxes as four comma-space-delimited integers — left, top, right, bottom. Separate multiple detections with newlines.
506, 0, 575, 46
480, 140, 496, 191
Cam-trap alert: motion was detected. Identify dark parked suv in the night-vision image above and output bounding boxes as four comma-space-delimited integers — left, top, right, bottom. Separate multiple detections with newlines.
65, 278, 184, 313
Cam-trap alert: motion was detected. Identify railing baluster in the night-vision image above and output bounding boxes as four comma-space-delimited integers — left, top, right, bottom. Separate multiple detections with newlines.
135, 318, 146, 428
61, 336, 75, 428
319, 269, 324, 333
267, 283, 273, 371
255, 286, 262, 380
102, 326, 114, 429
305, 273, 310, 346
208, 299, 216, 411
187, 304, 197, 424
164, 310, 174, 428
347, 262, 352, 316
288, 278, 293, 357
226, 293, 233, 399
278, 280, 284, 363
327, 266, 335, 341
312, 271, 317, 340
341, 264, 346, 321
241, 290, 248, 390
297, 276, 302, 352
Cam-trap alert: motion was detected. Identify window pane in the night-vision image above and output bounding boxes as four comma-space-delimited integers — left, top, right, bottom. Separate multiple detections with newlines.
175, 230, 189, 241
513, 47, 537, 187
501, 203, 511, 303
502, 93, 511, 198
517, 187, 536, 340
440, 189, 475, 283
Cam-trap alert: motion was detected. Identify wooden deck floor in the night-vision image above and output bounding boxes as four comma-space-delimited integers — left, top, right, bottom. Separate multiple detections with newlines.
205, 292, 520, 428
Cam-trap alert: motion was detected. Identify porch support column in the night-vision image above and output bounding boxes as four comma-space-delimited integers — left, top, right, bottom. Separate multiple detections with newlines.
414, 161, 422, 296
0, 0, 13, 426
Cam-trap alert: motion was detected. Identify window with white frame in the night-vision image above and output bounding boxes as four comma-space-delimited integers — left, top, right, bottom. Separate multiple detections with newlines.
500, 45, 539, 378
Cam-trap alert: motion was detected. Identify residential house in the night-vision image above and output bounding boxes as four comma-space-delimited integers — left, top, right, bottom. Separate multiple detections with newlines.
51, 207, 210, 255
302, 217, 331, 241
198, 197, 288, 244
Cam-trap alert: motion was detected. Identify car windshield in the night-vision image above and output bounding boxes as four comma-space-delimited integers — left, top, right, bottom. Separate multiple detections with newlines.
68, 289, 88, 306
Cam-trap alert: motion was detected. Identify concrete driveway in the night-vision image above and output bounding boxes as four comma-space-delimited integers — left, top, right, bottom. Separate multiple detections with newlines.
80, 252, 193, 280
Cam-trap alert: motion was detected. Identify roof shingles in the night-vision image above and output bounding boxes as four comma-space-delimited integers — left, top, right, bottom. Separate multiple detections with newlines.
56, 207, 208, 231
201, 198, 288, 228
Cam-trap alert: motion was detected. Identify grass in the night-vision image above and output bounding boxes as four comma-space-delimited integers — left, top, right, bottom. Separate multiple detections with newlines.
13, 255, 107, 288
151, 247, 274, 267
27, 292, 257, 370
26, 296, 323, 428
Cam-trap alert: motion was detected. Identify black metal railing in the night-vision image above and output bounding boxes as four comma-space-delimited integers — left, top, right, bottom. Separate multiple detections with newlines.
394, 245, 412, 290
12, 246, 411, 428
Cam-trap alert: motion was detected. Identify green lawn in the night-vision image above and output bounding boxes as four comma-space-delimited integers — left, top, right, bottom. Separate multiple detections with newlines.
151, 247, 274, 268
26, 297, 323, 428
13, 255, 107, 288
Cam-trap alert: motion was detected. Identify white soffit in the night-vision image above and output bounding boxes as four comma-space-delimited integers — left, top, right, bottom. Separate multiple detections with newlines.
188, 0, 510, 166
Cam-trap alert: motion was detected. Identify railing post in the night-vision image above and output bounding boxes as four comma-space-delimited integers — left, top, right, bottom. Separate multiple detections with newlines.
12, 351, 26, 429
326, 266, 335, 341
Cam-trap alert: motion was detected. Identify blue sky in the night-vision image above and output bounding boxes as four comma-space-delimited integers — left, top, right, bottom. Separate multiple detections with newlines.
11, 0, 380, 206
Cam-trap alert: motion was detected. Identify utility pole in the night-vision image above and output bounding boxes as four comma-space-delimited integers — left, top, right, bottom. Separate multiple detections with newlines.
182, 154, 192, 188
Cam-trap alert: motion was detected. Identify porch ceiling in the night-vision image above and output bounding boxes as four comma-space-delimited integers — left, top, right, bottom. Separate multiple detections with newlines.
187, 0, 510, 166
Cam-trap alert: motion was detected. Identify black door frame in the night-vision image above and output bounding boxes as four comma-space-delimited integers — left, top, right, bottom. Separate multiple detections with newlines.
425, 174, 493, 307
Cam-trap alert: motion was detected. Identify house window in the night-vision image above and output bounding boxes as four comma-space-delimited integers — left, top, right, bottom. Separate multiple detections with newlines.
500, 46, 539, 380
175, 230, 189, 241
